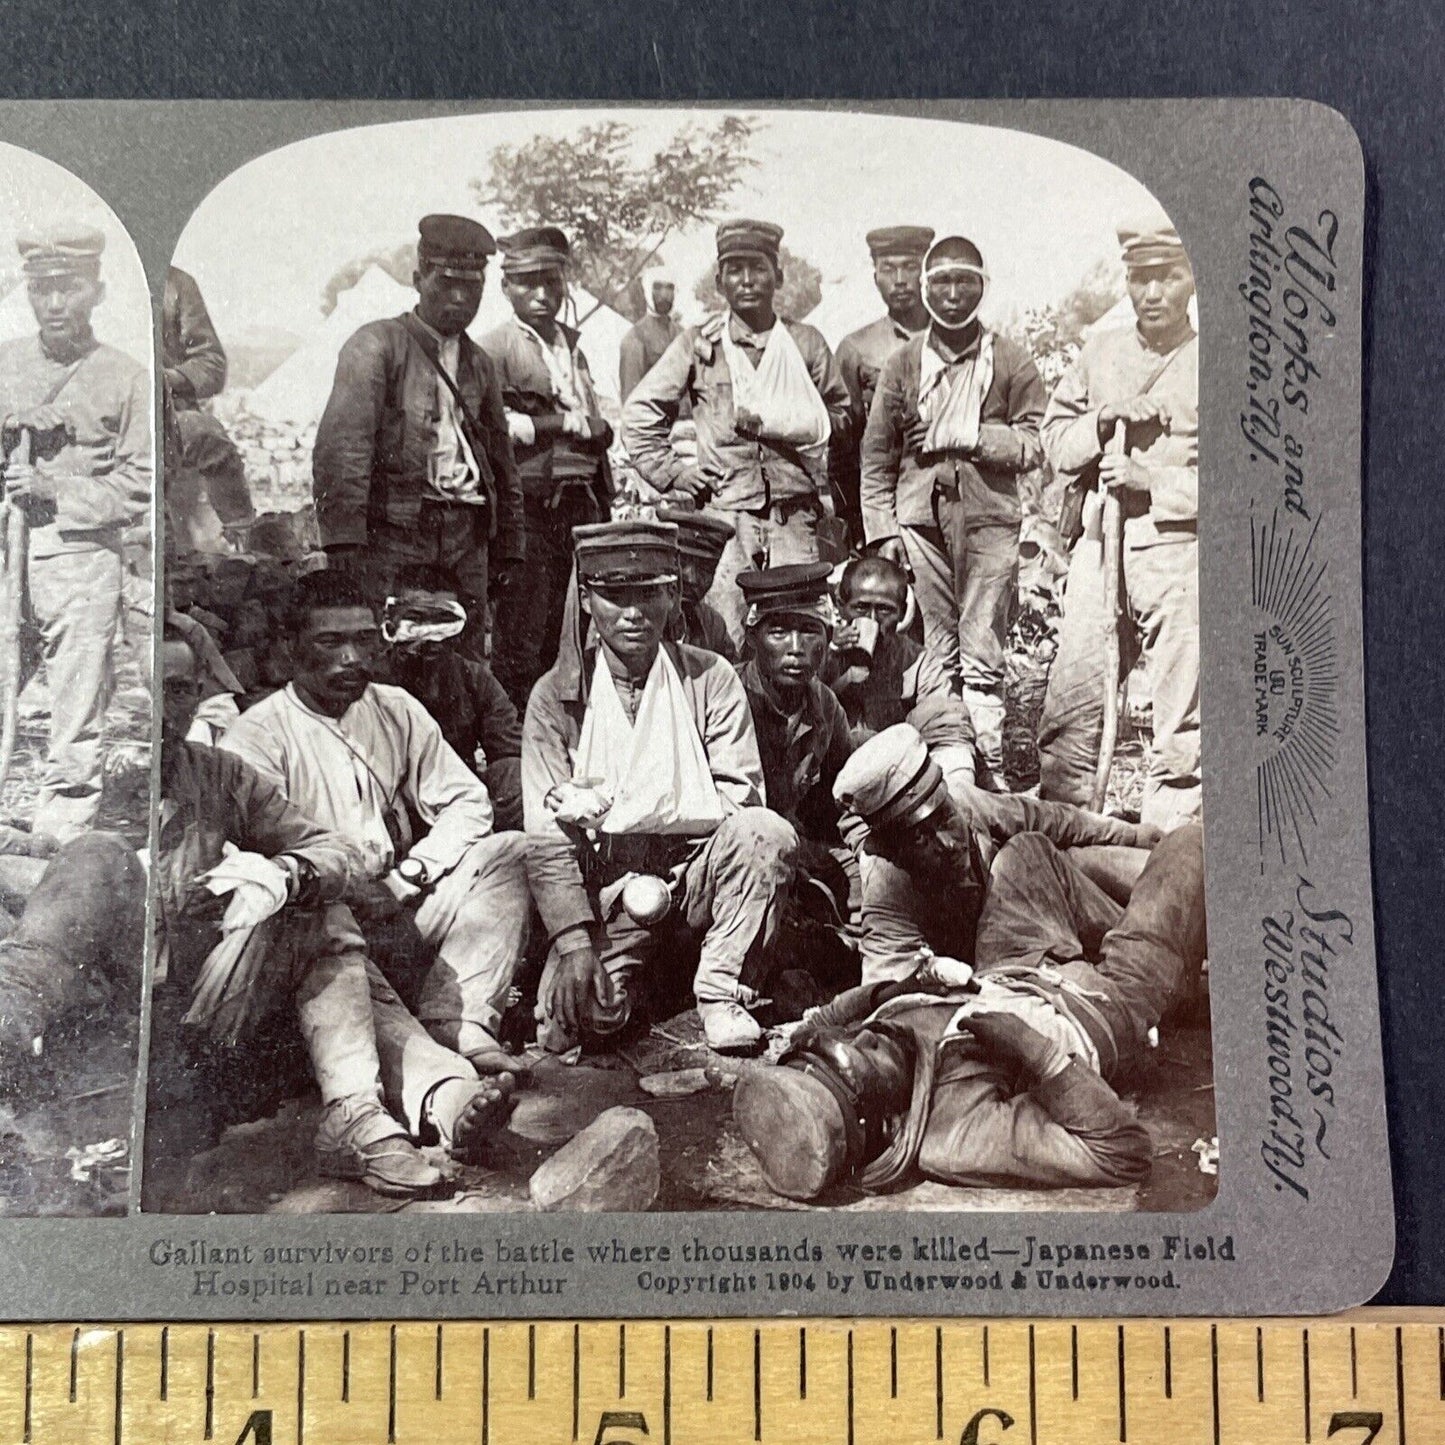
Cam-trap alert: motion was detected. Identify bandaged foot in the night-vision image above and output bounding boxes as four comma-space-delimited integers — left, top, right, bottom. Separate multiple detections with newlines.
424, 1074, 517, 1164
960, 1004, 1071, 1081
315, 1094, 442, 1198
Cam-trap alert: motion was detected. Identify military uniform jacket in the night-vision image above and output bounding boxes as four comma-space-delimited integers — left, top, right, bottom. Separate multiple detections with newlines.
1041, 325, 1198, 550
859, 329, 1045, 544
312, 313, 525, 561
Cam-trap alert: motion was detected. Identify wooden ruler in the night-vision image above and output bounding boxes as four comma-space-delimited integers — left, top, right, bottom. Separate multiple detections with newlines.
0, 1313, 1441, 1443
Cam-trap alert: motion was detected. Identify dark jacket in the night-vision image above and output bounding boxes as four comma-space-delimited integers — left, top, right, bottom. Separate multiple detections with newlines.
740, 660, 853, 843
860, 328, 1045, 544
162, 267, 227, 407
312, 313, 525, 562
479, 316, 613, 507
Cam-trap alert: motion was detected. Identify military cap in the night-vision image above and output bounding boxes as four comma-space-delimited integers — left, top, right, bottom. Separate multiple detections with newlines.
832, 722, 948, 828
736, 561, 835, 629
17, 223, 105, 278
498, 225, 570, 276
573, 519, 679, 586
865, 225, 934, 260
716, 218, 784, 265
1116, 204, 1188, 269
923, 234, 987, 277
733, 1064, 853, 1200
656, 506, 736, 562
417, 214, 495, 279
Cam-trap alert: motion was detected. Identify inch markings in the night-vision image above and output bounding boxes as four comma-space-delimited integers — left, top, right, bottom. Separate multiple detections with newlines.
2, 1315, 1443, 1444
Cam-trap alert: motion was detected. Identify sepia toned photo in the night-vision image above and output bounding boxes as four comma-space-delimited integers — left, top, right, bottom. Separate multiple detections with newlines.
0, 143, 154, 1216
141, 107, 1212, 1224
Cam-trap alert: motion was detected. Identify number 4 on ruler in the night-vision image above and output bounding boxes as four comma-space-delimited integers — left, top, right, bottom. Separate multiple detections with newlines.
231, 1409, 272, 1445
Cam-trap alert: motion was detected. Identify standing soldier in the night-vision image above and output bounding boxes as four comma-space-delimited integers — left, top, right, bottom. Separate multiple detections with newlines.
162, 266, 252, 553
860, 234, 1046, 788
834, 226, 934, 545
481, 225, 614, 708
618, 271, 682, 401
0, 224, 151, 841
1034, 206, 1200, 830
312, 214, 525, 659
623, 219, 852, 650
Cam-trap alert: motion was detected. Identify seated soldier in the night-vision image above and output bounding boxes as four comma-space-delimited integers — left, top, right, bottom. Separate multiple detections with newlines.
735, 563, 857, 924
656, 505, 737, 660
218, 570, 531, 1077
822, 554, 977, 794
379, 562, 524, 831
735, 725, 1200, 1200
522, 519, 797, 1054
153, 633, 513, 1198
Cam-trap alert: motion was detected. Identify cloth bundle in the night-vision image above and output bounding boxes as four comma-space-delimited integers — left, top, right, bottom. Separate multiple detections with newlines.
571, 647, 724, 836
713, 316, 831, 453
918, 330, 995, 454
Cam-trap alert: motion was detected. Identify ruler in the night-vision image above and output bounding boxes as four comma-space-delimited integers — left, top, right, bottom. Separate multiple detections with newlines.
0, 1313, 1440, 1443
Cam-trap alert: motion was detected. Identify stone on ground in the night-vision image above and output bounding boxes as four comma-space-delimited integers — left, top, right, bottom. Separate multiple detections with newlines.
529, 1106, 660, 1213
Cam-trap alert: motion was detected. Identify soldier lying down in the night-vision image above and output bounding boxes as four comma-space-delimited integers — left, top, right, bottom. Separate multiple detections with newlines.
734, 724, 1205, 1200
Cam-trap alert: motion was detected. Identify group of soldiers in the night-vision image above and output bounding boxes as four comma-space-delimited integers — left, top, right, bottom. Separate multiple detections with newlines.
2, 194, 1206, 1210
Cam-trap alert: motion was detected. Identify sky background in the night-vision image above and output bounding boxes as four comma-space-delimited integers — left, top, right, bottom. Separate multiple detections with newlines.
0, 141, 152, 362
175, 107, 1164, 351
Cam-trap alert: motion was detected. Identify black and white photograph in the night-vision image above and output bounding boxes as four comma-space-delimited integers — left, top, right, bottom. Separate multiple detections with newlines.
143, 106, 1212, 1221
0, 142, 154, 1216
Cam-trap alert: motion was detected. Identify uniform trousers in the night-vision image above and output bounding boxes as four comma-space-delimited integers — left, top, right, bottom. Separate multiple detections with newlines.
1037, 516, 1201, 830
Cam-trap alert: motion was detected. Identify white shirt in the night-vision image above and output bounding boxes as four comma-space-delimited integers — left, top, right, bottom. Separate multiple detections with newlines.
219, 682, 493, 880
417, 318, 485, 505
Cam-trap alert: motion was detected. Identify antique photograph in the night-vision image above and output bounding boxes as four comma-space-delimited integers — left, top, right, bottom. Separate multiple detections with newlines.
144, 106, 1212, 1220
0, 142, 154, 1215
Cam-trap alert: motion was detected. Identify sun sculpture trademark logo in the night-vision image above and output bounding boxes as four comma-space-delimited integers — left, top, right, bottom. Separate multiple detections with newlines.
1250, 507, 1340, 867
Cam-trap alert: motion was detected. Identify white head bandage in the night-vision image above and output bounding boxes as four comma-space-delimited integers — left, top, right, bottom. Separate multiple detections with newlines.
382, 596, 468, 648
922, 236, 990, 331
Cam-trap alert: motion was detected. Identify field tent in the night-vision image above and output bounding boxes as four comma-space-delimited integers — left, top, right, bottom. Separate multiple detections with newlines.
245, 265, 415, 427
248, 267, 636, 426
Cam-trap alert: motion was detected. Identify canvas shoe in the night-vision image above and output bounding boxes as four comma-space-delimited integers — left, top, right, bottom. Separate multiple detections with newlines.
314, 1094, 441, 1198
699, 999, 764, 1054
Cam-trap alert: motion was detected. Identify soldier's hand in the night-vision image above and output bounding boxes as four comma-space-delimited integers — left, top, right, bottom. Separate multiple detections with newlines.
1098, 452, 1152, 494
545, 944, 614, 1037
1098, 397, 1165, 436
13, 404, 67, 437
1132, 821, 1166, 850
669, 469, 710, 502
733, 407, 763, 438
4, 463, 54, 506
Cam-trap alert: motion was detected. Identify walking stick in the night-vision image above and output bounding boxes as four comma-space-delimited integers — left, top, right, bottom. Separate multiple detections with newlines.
0, 428, 30, 798
1090, 420, 1126, 812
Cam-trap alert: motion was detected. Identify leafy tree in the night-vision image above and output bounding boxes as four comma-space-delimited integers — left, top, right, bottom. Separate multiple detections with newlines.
320, 242, 416, 316
692, 243, 824, 322
1005, 256, 1125, 389
472, 116, 757, 322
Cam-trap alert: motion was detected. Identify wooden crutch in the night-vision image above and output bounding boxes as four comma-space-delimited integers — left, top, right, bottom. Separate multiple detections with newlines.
1090, 420, 1127, 812
0, 427, 31, 797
